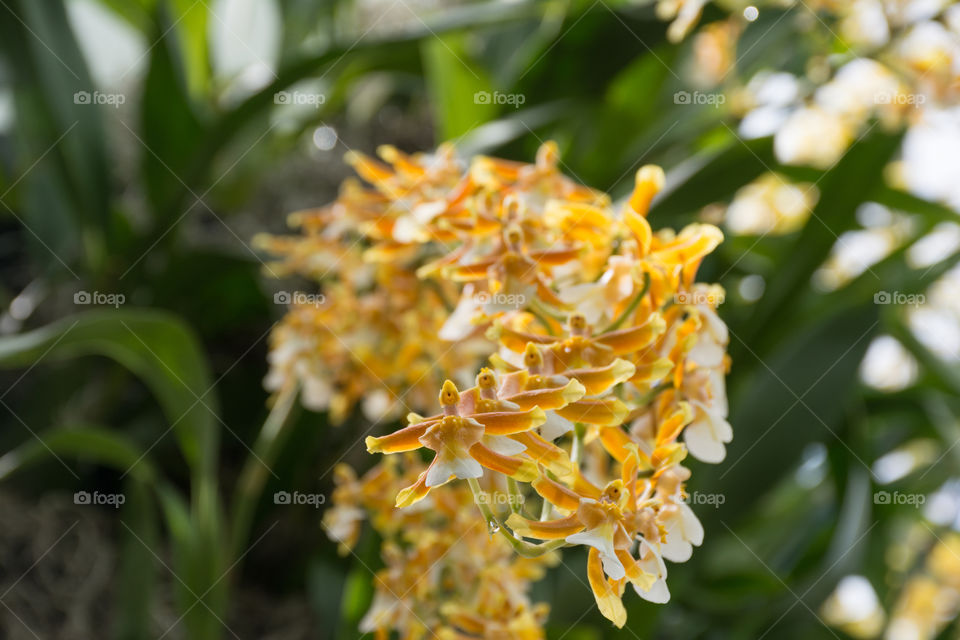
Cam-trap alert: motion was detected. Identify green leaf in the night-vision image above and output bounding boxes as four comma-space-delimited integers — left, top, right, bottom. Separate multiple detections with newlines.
141, 4, 205, 220
742, 130, 903, 352
0, 425, 157, 482
697, 304, 880, 525
0, 309, 218, 472
92, 0, 158, 33
117, 477, 160, 640
0, 0, 113, 275
421, 33, 497, 140
168, 0, 210, 97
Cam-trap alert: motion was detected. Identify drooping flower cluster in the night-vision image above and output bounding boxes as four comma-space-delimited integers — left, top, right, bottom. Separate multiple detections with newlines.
261, 141, 731, 632
323, 456, 556, 639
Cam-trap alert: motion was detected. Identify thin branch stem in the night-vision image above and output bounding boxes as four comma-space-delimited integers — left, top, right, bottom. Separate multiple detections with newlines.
601, 271, 651, 333
467, 477, 567, 557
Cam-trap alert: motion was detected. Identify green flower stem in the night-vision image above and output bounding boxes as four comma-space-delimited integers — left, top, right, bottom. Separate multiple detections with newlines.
527, 300, 558, 335
601, 271, 651, 333
571, 423, 586, 465
230, 383, 299, 558
467, 477, 567, 558
506, 476, 524, 514
540, 494, 552, 521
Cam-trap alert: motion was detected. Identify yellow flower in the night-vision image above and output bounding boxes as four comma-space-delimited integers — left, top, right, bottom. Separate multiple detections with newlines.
266, 141, 731, 633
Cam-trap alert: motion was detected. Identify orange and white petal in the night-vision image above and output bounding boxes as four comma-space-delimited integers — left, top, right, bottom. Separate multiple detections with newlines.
473, 406, 546, 435
510, 431, 573, 479
497, 369, 530, 395
564, 359, 636, 396
395, 469, 432, 508
438, 289, 484, 342
627, 165, 664, 218
526, 247, 581, 266
469, 443, 538, 481
486, 323, 556, 353
587, 547, 627, 628
634, 541, 670, 603
656, 402, 693, 445
344, 151, 394, 186
557, 398, 629, 426
506, 512, 584, 540
683, 401, 733, 463
365, 422, 434, 454
482, 434, 527, 456
505, 379, 586, 410
572, 471, 603, 499
539, 411, 575, 441
566, 521, 625, 580
532, 475, 582, 512
598, 426, 634, 462
595, 314, 666, 354
629, 357, 674, 385
660, 502, 704, 563
616, 548, 657, 592
425, 450, 483, 487
444, 258, 499, 282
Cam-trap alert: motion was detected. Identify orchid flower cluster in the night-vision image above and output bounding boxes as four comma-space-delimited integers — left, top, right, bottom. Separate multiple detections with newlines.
259, 141, 732, 633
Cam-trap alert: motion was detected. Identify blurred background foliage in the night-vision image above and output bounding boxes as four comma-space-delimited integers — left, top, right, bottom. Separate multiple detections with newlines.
0, 0, 958, 638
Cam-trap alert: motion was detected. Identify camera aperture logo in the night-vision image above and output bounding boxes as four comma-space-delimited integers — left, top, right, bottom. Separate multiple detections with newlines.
874, 490, 924, 506
476, 492, 525, 506
475, 291, 526, 309
874, 290, 924, 308
274, 490, 326, 508
74, 290, 125, 308
675, 290, 725, 306
685, 491, 725, 508
274, 291, 326, 307
274, 91, 326, 108
74, 490, 125, 508
874, 91, 925, 107
74, 90, 126, 108
474, 91, 526, 108
674, 90, 725, 107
